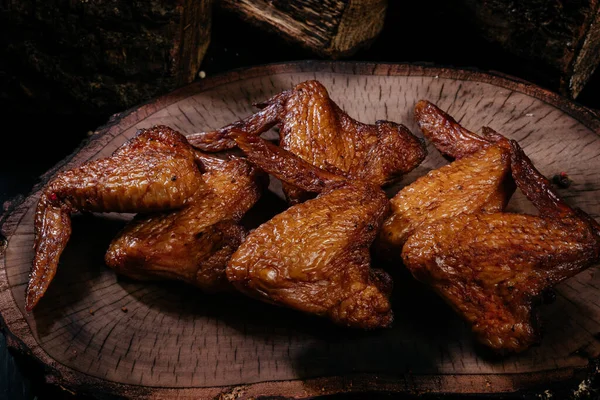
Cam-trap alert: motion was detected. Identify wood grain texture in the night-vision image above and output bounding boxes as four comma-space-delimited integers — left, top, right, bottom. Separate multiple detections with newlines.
218, 0, 387, 57
461, 0, 600, 98
1, 61, 600, 398
1, 0, 213, 112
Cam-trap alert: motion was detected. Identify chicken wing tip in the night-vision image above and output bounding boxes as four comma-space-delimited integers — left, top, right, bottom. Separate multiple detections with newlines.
414, 99, 437, 114
25, 291, 38, 312
25, 268, 50, 311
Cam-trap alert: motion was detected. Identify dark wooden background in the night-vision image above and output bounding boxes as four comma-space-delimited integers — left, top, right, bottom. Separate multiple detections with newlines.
1, 3, 600, 399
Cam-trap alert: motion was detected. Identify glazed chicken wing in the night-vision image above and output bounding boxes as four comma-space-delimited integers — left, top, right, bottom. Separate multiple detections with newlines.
377, 101, 515, 254
105, 156, 264, 292
225, 131, 394, 329
413, 100, 494, 159
28, 126, 207, 310
187, 80, 427, 203
402, 141, 600, 353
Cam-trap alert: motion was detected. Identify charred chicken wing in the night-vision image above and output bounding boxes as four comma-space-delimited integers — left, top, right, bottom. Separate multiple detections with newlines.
187, 80, 427, 203
225, 131, 394, 329
29, 126, 212, 310
402, 141, 600, 353
105, 155, 264, 292
378, 101, 515, 254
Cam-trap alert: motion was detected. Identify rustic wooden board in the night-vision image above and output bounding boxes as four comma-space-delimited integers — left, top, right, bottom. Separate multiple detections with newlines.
1, 62, 600, 398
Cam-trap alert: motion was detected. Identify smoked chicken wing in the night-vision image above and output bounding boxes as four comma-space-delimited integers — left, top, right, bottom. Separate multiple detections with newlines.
402, 141, 600, 353
225, 131, 394, 329
28, 126, 219, 310
187, 80, 427, 203
105, 156, 264, 292
377, 101, 515, 254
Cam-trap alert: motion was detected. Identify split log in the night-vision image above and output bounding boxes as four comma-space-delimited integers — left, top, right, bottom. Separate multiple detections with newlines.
460, 0, 600, 98
1, 62, 600, 398
0, 0, 212, 113
218, 0, 387, 57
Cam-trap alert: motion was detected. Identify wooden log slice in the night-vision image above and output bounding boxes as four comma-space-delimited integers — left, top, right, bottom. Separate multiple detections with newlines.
1, 62, 600, 399
218, 0, 387, 58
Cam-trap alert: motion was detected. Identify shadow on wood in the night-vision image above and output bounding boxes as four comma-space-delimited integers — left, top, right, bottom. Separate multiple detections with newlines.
32, 214, 128, 337
2, 62, 600, 398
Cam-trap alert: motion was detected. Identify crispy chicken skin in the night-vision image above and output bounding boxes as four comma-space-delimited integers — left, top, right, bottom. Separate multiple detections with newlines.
402, 141, 600, 353
28, 126, 207, 311
377, 101, 515, 254
105, 156, 264, 292
187, 80, 427, 203
226, 131, 394, 329
414, 100, 492, 159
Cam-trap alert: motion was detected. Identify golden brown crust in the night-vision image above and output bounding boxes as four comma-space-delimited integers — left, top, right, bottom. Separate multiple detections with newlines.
509, 140, 575, 218
230, 129, 346, 193
414, 100, 491, 159
386, 101, 600, 352
225, 132, 393, 328
377, 140, 514, 255
402, 212, 599, 353
27, 195, 72, 311
28, 126, 205, 311
190, 81, 426, 202
186, 89, 289, 152
105, 157, 264, 292
377, 100, 517, 257
227, 184, 393, 329
46, 126, 203, 213
29, 90, 600, 352
401, 138, 600, 353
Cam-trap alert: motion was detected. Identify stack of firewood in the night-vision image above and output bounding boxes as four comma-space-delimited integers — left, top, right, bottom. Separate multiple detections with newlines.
1, 0, 598, 113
